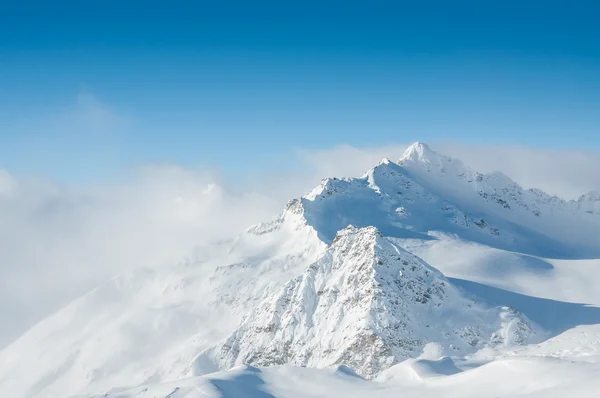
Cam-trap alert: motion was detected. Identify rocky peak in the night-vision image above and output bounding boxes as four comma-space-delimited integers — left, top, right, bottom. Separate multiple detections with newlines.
209, 226, 536, 379
331, 224, 382, 246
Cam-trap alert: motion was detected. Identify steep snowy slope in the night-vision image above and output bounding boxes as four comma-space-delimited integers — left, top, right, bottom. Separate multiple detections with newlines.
210, 226, 537, 378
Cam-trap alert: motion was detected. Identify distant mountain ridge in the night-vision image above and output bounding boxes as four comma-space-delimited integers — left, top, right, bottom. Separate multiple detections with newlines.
265, 142, 600, 258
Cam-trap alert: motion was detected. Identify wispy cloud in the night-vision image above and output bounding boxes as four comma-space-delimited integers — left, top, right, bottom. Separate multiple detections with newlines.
69, 92, 130, 132
0, 164, 278, 347
436, 142, 600, 199
1, 91, 133, 181
297, 143, 412, 181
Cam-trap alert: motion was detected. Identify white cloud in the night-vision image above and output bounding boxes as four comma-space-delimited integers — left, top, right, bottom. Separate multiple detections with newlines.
297, 143, 412, 181
436, 142, 600, 199
72, 92, 125, 130
0, 165, 279, 347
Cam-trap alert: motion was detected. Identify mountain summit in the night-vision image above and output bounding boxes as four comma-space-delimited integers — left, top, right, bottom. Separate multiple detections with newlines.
399, 142, 438, 163
294, 143, 600, 257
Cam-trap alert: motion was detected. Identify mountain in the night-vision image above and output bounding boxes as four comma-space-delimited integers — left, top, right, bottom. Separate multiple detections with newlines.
576, 191, 600, 214
299, 142, 600, 258
210, 226, 536, 379
0, 142, 599, 398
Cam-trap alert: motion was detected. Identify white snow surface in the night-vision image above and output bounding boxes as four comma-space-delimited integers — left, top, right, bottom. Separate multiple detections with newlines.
90, 356, 600, 398
1, 142, 600, 397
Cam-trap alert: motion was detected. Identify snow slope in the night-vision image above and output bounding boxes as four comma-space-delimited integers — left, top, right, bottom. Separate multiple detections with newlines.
1, 142, 599, 397
97, 355, 600, 398
101, 326, 600, 398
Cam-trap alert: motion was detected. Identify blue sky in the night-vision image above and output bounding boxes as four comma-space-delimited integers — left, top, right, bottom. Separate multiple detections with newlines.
1, 1, 599, 181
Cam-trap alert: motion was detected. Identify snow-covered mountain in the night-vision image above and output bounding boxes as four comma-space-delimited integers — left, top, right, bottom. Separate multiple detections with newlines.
1, 142, 599, 398
211, 226, 536, 379
300, 142, 600, 258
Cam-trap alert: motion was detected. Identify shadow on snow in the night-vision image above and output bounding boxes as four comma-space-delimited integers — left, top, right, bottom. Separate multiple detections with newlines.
450, 277, 600, 337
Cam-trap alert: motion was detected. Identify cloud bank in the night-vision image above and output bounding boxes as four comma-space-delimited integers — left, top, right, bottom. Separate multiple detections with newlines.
0, 165, 279, 347
438, 142, 600, 200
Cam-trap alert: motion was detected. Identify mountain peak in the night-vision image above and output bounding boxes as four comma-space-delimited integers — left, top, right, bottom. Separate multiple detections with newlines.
211, 225, 536, 378
332, 225, 382, 244
399, 142, 438, 164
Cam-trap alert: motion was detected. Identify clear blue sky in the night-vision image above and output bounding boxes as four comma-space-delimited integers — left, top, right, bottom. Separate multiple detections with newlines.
1, 1, 599, 181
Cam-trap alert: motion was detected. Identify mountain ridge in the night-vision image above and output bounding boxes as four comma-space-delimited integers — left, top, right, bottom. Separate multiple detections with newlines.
0, 142, 599, 397
275, 142, 600, 258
